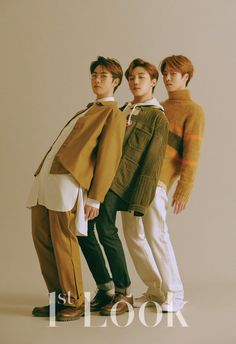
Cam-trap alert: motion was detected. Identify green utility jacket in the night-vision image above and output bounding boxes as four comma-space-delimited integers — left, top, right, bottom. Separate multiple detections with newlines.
111, 105, 169, 216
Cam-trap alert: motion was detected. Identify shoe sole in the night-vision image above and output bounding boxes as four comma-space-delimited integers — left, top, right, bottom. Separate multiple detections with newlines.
32, 313, 49, 317
56, 313, 84, 322
90, 307, 104, 312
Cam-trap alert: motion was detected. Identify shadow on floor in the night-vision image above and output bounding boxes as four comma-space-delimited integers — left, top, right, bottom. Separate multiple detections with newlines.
0, 292, 47, 317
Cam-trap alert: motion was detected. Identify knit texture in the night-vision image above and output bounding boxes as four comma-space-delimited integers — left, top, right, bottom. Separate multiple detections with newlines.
160, 89, 205, 203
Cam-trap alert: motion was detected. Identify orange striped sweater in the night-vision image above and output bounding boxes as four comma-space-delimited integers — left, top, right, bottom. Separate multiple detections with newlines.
160, 89, 205, 203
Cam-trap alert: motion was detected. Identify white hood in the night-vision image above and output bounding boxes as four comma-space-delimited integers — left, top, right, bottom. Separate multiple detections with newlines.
123, 98, 164, 126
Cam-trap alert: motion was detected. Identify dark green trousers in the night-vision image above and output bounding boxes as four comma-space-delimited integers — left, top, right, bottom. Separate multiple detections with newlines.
78, 190, 131, 290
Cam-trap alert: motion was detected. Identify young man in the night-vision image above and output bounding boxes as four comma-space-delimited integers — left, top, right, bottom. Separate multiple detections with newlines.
122, 55, 205, 312
78, 58, 169, 316
26, 56, 126, 321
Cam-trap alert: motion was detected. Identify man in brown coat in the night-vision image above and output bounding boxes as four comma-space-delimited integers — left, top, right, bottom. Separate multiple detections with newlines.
26, 56, 126, 321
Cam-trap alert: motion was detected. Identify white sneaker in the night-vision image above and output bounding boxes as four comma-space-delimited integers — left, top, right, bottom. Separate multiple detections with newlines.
161, 298, 184, 312
134, 293, 162, 308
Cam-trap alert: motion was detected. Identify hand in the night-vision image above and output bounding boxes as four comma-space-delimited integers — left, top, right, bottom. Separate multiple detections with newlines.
171, 199, 187, 215
84, 204, 99, 220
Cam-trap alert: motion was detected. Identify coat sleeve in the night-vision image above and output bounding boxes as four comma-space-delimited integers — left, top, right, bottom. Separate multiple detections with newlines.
87, 108, 126, 202
129, 112, 169, 216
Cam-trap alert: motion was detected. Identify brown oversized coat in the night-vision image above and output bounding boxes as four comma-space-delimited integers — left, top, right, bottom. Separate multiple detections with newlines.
35, 101, 126, 202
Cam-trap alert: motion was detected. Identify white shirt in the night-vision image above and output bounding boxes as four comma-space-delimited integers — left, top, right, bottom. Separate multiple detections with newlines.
26, 97, 114, 235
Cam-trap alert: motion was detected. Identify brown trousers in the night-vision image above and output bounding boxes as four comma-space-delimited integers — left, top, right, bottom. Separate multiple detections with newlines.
31, 204, 84, 307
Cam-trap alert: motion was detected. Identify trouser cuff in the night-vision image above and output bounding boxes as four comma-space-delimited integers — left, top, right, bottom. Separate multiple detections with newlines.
97, 280, 114, 292
115, 285, 131, 295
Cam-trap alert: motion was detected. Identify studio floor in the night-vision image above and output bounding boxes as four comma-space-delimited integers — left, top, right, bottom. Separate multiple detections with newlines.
0, 284, 235, 344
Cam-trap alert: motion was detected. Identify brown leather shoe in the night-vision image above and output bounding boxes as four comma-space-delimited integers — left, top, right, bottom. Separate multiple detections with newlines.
56, 304, 84, 321
32, 305, 51, 317
100, 293, 133, 316
32, 304, 65, 317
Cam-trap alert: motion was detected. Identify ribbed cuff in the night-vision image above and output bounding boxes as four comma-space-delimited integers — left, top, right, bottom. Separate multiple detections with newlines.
86, 197, 100, 209
173, 182, 193, 203
130, 175, 156, 207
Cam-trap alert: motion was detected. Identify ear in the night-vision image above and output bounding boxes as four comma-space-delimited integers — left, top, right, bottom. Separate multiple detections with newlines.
183, 73, 189, 84
113, 78, 120, 87
151, 78, 157, 87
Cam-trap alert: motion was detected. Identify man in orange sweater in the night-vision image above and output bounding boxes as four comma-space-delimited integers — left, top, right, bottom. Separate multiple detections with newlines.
122, 55, 205, 312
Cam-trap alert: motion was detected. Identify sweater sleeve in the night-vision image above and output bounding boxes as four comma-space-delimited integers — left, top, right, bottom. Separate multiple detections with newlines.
129, 112, 169, 216
173, 105, 205, 203
87, 108, 126, 202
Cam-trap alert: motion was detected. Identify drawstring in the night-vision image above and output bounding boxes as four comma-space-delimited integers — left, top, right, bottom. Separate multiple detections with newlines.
123, 103, 139, 126
123, 98, 162, 127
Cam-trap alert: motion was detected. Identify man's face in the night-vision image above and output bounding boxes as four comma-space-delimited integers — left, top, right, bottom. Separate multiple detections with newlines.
91, 65, 119, 99
128, 66, 156, 102
162, 66, 189, 92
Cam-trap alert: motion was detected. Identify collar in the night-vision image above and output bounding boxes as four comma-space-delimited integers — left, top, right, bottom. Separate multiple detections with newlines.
123, 98, 164, 126
123, 97, 164, 110
87, 96, 117, 108
97, 96, 115, 102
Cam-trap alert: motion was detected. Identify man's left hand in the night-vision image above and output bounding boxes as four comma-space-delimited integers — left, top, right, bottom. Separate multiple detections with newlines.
171, 199, 187, 215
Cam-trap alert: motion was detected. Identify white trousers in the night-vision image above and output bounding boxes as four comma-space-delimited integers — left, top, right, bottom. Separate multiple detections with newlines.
121, 186, 184, 302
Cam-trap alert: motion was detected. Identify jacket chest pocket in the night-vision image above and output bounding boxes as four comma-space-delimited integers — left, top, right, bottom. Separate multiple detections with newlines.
128, 125, 152, 151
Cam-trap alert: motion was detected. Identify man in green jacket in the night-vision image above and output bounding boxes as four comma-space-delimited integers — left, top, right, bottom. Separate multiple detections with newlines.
78, 58, 169, 316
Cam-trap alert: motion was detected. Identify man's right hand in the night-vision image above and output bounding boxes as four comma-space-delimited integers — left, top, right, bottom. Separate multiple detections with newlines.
84, 204, 99, 220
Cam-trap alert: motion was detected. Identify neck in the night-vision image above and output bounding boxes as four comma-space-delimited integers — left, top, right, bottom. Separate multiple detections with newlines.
132, 95, 153, 104
167, 88, 191, 100
96, 95, 114, 100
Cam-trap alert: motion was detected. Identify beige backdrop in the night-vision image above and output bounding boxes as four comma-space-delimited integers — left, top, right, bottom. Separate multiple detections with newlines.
0, 0, 235, 343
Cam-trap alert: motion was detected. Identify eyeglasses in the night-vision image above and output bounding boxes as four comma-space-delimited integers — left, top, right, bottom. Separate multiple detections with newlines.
90, 73, 113, 81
